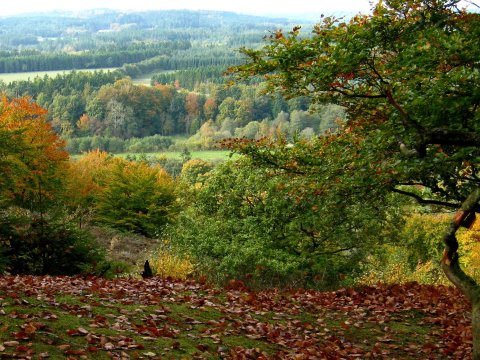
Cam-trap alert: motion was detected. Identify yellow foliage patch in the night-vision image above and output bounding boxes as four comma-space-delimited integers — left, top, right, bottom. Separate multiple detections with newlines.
359, 212, 480, 286
149, 246, 194, 280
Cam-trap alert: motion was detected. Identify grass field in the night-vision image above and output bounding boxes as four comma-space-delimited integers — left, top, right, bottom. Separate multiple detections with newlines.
0, 68, 118, 84
114, 150, 233, 161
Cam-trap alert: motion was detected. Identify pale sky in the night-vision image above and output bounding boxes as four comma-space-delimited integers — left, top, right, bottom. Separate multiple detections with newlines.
1, 0, 375, 18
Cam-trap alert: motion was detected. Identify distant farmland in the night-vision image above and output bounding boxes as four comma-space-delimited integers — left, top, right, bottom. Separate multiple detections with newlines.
114, 150, 233, 161
0, 68, 118, 84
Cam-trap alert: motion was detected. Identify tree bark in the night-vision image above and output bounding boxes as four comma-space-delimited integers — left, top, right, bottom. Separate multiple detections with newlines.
441, 188, 480, 359
474, 301, 480, 360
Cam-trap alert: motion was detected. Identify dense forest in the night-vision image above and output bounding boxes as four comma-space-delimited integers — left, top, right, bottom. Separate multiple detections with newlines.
0, 10, 299, 73
0, 2, 480, 357
0, 10, 330, 154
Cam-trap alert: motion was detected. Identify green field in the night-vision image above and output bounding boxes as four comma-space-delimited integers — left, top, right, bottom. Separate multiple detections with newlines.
0, 68, 118, 84
131, 70, 178, 86
72, 150, 234, 161
115, 150, 233, 161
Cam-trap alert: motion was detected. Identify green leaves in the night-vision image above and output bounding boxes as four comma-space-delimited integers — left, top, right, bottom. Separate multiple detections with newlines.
95, 159, 177, 238
173, 155, 403, 288
231, 0, 480, 208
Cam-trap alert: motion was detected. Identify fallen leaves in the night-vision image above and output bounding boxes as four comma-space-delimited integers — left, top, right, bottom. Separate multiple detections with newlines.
0, 276, 472, 359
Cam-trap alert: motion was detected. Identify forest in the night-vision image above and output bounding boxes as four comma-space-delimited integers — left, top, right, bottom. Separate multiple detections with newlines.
0, 1, 480, 358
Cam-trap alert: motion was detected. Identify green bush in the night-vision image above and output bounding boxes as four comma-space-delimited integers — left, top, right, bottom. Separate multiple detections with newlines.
172, 159, 402, 289
0, 207, 107, 275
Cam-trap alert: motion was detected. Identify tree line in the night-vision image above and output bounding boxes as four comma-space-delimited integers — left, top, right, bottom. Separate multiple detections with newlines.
0, 41, 191, 74
0, 71, 340, 147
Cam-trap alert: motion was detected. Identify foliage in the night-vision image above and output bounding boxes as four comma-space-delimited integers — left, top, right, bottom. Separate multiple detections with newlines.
0, 207, 106, 275
232, 0, 480, 203
180, 159, 214, 186
0, 96, 68, 210
95, 159, 177, 237
457, 215, 480, 283
149, 244, 194, 280
173, 158, 403, 289
65, 134, 173, 154
230, 0, 480, 298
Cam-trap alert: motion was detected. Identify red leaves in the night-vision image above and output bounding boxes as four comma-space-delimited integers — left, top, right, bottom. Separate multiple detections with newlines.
134, 324, 178, 338
0, 276, 472, 359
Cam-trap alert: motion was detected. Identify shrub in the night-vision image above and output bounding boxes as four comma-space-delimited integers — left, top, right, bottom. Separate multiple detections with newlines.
180, 159, 214, 186
172, 159, 402, 289
0, 207, 107, 275
149, 243, 194, 280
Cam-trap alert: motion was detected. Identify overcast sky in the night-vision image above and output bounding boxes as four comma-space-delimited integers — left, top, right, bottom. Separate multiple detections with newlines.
1, 0, 374, 18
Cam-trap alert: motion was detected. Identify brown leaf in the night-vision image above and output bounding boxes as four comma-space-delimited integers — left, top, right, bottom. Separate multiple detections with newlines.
3, 341, 20, 347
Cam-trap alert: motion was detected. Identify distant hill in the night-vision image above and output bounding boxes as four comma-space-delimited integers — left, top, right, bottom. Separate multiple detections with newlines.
0, 9, 302, 45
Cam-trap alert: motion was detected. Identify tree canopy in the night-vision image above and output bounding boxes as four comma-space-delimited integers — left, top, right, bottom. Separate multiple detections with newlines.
229, 0, 480, 356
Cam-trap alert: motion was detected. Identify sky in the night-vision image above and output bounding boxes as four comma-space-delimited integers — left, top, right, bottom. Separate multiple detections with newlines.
1, 0, 374, 18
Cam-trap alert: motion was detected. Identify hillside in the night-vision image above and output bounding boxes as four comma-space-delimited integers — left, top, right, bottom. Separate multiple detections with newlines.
0, 276, 471, 359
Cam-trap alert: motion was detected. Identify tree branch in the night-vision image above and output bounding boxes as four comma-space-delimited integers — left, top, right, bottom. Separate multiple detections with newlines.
315, 245, 357, 256
426, 127, 480, 147
334, 88, 386, 99
385, 88, 425, 133
392, 187, 460, 208
441, 187, 480, 302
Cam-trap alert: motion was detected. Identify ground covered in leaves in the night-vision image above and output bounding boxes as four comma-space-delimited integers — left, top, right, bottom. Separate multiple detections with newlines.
0, 276, 472, 359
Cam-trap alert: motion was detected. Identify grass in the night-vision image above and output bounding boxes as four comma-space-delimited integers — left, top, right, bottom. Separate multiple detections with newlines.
115, 150, 234, 161
0, 68, 118, 84
70, 150, 234, 162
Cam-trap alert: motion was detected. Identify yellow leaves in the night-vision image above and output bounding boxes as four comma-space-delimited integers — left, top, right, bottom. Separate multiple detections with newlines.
149, 248, 194, 280
76, 114, 90, 132
0, 96, 68, 203
457, 217, 480, 282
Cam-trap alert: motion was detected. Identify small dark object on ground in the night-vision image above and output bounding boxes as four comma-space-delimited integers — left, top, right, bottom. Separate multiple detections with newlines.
141, 260, 153, 278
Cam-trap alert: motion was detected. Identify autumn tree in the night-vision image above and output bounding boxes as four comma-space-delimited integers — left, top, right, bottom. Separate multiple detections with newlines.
95, 159, 177, 237
229, 0, 480, 356
0, 97, 106, 275
0, 96, 68, 209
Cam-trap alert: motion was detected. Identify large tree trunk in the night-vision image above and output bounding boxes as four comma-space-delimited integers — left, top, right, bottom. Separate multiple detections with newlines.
474, 302, 480, 360
441, 188, 480, 359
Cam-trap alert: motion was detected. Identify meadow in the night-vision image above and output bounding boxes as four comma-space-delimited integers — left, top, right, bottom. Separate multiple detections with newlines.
115, 150, 233, 161
0, 68, 118, 84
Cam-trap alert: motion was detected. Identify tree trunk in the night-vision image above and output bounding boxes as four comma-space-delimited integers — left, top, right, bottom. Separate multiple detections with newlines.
441, 188, 480, 359
474, 301, 480, 360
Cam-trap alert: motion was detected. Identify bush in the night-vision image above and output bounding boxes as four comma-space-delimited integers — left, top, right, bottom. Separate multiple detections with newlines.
172, 159, 401, 289
149, 243, 194, 280
0, 207, 107, 275
126, 135, 173, 153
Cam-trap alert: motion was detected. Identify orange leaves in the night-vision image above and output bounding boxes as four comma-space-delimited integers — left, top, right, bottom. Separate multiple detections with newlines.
0, 96, 68, 204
